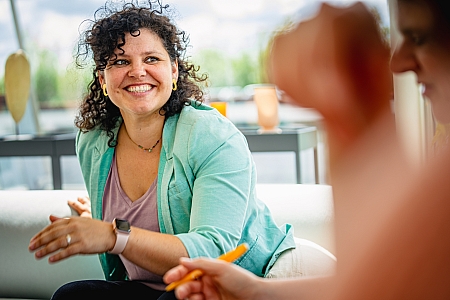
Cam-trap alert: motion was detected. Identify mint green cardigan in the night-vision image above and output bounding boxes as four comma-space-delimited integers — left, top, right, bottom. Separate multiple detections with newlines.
76, 102, 295, 281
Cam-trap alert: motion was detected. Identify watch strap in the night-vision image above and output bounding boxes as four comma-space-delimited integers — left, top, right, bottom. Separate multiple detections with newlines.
108, 219, 130, 255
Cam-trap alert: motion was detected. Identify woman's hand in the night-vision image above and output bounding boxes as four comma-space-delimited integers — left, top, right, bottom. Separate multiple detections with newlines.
163, 257, 261, 300
29, 215, 115, 263
68, 196, 92, 218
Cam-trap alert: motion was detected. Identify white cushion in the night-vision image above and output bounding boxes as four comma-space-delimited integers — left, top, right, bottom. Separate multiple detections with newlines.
266, 237, 336, 278
256, 184, 335, 254
0, 184, 335, 298
0, 190, 104, 299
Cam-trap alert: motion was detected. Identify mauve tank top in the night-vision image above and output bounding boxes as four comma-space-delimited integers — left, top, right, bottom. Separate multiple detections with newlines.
103, 153, 165, 290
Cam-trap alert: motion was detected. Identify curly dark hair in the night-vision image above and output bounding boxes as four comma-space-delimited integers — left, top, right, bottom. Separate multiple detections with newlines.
74, 0, 207, 146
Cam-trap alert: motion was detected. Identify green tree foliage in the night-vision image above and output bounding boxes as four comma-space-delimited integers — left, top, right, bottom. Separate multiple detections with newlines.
192, 17, 297, 88
192, 49, 230, 87
34, 49, 59, 105
0, 75, 4, 94
57, 64, 92, 105
257, 40, 271, 84
232, 52, 259, 87
192, 49, 261, 88
29, 45, 91, 108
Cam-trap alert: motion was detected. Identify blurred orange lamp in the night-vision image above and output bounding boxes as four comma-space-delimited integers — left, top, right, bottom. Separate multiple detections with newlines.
253, 84, 281, 133
210, 101, 227, 117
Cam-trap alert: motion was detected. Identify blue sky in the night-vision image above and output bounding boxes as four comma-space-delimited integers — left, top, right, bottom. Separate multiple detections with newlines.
0, 0, 389, 77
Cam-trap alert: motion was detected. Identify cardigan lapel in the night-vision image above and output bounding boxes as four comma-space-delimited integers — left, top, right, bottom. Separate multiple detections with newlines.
91, 122, 120, 220
157, 114, 179, 234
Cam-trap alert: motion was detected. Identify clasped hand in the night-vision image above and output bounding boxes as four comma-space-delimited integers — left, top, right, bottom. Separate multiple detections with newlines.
68, 196, 92, 218
29, 214, 115, 263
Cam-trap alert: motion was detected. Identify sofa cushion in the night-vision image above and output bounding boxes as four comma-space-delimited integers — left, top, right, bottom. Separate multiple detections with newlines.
0, 190, 104, 299
256, 184, 335, 254
0, 184, 335, 299
266, 237, 336, 278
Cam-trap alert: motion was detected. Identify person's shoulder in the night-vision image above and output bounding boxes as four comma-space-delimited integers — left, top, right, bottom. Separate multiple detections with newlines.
77, 126, 104, 145
170, 102, 250, 163
179, 101, 231, 127
175, 101, 246, 149
76, 123, 117, 153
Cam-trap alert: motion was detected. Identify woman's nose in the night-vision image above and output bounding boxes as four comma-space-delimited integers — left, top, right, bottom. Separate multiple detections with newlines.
390, 41, 418, 74
128, 62, 146, 78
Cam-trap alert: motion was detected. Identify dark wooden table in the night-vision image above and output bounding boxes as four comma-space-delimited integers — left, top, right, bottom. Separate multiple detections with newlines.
238, 126, 319, 183
0, 125, 319, 189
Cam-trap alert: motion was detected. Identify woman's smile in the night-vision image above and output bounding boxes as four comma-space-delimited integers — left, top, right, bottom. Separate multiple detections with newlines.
125, 84, 154, 94
100, 28, 178, 118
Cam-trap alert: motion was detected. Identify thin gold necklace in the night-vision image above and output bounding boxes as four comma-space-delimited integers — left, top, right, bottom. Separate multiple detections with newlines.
123, 125, 161, 153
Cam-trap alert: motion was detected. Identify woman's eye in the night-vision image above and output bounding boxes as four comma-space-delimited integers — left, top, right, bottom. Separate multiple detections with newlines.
112, 59, 128, 66
410, 33, 425, 46
145, 56, 159, 63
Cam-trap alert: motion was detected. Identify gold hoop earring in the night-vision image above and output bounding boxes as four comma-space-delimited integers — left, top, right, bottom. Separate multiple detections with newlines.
102, 84, 108, 97
172, 79, 177, 91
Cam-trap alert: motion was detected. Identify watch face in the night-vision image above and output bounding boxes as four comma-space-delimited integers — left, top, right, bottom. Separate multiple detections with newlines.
115, 219, 131, 232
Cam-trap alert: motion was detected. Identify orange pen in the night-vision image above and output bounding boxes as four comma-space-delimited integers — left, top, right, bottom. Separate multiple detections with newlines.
166, 243, 249, 291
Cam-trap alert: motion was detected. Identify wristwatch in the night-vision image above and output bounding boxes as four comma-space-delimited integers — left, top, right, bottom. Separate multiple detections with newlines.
108, 218, 131, 255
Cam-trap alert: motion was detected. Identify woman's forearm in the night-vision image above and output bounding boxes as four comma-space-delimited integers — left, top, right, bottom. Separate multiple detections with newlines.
121, 227, 189, 275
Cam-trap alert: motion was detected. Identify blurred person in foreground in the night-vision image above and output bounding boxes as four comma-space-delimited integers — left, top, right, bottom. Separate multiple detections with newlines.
164, 0, 450, 299
27, 1, 299, 299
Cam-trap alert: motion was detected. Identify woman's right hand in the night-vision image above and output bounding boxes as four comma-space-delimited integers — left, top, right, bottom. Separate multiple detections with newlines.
163, 257, 262, 300
68, 196, 92, 218
29, 215, 115, 263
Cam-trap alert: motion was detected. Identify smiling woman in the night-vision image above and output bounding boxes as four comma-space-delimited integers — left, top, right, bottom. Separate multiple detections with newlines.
99, 29, 180, 129
27, 1, 297, 300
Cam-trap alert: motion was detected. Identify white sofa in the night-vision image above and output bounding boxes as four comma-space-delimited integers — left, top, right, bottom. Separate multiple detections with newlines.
0, 184, 335, 299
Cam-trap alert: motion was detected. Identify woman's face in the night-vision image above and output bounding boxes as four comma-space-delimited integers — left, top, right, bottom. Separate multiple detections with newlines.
391, 0, 450, 123
99, 28, 178, 120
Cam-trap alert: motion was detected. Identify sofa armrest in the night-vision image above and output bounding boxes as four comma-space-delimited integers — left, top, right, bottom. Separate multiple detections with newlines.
0, 190, 103, 299
256, 184, 335, 254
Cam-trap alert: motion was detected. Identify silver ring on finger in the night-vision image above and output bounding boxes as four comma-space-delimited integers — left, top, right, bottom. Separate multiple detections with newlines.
66, 234, 71, 247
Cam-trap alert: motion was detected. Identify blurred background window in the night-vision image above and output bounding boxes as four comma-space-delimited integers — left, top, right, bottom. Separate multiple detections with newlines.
0, 0, 389, 189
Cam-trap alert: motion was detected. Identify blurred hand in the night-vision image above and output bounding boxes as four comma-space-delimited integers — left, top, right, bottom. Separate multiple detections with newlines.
164, 257, 260, 300
68, 196, 92, 218
29, 215, 114, 263
269, 2, 392, 167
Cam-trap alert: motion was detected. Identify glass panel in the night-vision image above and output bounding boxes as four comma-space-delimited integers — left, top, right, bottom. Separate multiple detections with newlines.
252, 152, 297, 184
0, 0, 389, 188
0, 157, 51, 190
60, 155, 85, 190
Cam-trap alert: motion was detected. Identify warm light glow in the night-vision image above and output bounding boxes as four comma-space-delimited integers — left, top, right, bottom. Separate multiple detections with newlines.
210, 102, 227, 117
253, 85, 280, 132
